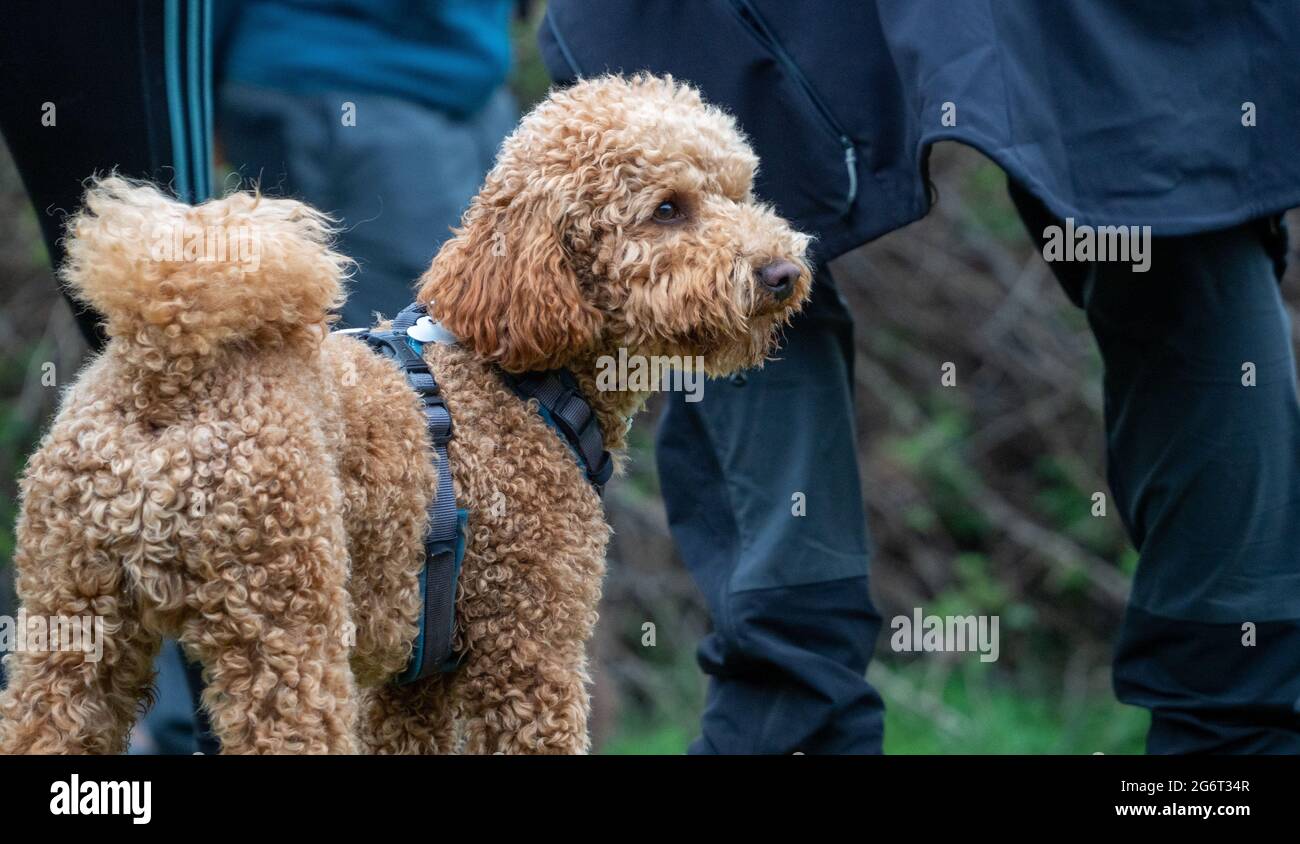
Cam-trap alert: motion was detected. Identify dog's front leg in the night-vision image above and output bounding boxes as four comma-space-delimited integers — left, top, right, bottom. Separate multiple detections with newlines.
358, 676, 459, 754
456, 641, 592, 755
451, 544, 600, 755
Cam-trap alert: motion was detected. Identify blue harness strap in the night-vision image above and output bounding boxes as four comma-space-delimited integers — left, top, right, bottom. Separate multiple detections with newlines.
347, 301, 612, 684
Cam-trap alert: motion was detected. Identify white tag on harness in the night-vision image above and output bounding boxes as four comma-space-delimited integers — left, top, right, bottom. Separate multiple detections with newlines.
406, 316, 457, 346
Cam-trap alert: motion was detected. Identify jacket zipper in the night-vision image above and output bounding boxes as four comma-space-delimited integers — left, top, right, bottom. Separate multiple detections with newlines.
729, 0, 858, 214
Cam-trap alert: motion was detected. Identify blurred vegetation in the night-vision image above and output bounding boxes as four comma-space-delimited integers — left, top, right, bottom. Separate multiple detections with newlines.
509, 4, 555, 109
3, 8, 1297, 753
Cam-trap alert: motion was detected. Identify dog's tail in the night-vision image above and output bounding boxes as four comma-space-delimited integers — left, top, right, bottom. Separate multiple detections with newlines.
61, 175, 350, 358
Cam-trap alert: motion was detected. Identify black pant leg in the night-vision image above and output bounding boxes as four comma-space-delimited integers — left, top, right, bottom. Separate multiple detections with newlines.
0, 0, 214, 348
655, 270, 885, 754
1012, 181, 1300, 753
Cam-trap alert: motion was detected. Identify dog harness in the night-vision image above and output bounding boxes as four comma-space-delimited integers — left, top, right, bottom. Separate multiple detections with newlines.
348, 302, 612, 684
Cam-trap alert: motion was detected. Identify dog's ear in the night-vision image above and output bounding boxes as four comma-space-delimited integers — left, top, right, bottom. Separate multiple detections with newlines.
418, 185, 602, 372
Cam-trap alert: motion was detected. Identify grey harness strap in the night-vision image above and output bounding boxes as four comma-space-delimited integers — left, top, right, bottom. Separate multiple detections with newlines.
348, 301, 612, 684
359, 303, 463, 682
497, 368, 614, 493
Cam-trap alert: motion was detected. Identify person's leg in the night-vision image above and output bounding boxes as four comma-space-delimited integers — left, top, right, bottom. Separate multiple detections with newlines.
0, 0, 216, 347
0, 0, 220, 754
655, 268, 885, 754
220, 85, 516, 327
127, 642, 199, 755
1012, 184, 1300, 753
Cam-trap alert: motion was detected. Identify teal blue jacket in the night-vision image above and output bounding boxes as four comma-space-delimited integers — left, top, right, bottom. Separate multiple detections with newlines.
220, 0, 512, 118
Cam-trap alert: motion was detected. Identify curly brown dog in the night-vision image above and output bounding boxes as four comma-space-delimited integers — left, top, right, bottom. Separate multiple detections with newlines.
0, 74, 810, 754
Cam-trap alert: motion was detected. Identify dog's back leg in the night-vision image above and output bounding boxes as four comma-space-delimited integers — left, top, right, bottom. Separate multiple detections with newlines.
175, 438, 360, 755
0, 457, 160, 754
177, 586, 358, 756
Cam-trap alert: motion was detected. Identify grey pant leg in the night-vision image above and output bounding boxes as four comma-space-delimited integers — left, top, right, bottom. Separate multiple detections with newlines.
220, 84, 516, 326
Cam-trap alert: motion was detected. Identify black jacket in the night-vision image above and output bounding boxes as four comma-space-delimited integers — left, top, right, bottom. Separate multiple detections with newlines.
540, 0, 1300, 262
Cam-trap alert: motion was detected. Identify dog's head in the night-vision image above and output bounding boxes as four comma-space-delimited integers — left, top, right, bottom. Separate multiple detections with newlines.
418, 74, 811, 376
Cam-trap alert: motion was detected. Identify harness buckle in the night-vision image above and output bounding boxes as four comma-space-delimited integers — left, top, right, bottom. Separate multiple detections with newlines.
423, 399, 453, 446
428, 424, 454, 449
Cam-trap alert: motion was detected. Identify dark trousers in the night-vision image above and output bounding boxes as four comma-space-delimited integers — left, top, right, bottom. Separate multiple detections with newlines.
656, 268, 885, 754
0, 0, 221, 754
0, 0, 217, 347
1013, 185, 1300, 753
660, 192, 1300, 754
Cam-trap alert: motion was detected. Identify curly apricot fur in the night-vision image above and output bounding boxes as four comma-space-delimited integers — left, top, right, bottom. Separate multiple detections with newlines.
0, 75, 809, 754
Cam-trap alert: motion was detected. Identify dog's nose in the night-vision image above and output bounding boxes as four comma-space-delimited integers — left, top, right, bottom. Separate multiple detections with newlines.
757, 260, 800, 302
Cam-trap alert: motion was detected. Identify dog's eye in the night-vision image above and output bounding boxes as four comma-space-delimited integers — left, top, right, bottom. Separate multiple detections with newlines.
652, 200, 683, 223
